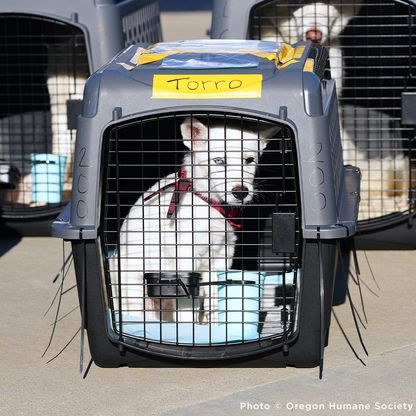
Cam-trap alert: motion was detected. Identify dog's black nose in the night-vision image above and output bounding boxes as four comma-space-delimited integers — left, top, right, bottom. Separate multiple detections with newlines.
232, 185, 249, 200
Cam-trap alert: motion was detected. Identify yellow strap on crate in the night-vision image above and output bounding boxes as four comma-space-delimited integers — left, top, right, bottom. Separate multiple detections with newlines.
303, 59, 314, 72
277, 44, 306, 69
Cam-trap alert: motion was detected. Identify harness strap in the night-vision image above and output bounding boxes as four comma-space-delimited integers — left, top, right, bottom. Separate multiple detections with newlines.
143, 168, 242, 232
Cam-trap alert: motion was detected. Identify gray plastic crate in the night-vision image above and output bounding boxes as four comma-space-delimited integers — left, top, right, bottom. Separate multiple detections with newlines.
211, 0, 416, 250
51, 39, 359, 368
0, 0, 162, 236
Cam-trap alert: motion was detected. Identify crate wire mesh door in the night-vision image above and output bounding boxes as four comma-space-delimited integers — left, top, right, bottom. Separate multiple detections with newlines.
0, 14, 89, 217
102, 113, 301, 347
227, 0, 416, 243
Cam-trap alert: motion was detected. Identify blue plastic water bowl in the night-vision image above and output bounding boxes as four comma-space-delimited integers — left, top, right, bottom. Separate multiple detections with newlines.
30, 153, 67, 203
217, 270, 266, 334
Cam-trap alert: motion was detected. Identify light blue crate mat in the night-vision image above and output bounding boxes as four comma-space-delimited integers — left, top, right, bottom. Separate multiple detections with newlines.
107, 312, 260, 344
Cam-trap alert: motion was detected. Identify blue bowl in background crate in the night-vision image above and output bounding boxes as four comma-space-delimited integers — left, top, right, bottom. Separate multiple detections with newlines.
31, 153, 67, 203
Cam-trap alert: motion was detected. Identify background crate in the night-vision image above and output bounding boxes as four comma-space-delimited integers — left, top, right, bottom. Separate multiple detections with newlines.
52, 40, 359, 367
0, 0, 162, 236
211, 0, 416, 249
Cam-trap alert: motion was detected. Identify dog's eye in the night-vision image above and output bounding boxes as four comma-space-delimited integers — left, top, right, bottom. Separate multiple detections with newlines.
245, 157, 255, 164
213, 158, 225, 165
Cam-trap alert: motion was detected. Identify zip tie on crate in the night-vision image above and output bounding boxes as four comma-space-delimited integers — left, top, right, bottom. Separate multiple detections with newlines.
42, 263, 67, 358
42, 242, 72, 358
317, 227, 325, 380
281, 268, 289, 353
43, 243, 75, 360
45, 260, 74, 317
80, 234, 86, 374
83, 358, 93, 379
337, 241, 369, 360
45, 327, 81, 365
332, 310, 366, 366
53, 251, 73, 283
362, 250, 380, 292
143, 167, 242, 232
352, 230, 380, 293
351, 237, 368, 324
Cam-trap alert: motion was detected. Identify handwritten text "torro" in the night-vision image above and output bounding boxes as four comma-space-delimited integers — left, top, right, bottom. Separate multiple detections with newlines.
152, 74, 263, 99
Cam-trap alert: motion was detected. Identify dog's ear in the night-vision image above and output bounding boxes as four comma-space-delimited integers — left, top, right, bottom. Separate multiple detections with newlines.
259, 125, 280, 151
181, 117, 208, 150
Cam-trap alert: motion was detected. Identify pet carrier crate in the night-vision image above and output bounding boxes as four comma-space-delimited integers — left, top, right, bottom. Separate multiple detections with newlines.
0, 0, 162, 236
211, 0, 416, 250
51, 39, 360, 368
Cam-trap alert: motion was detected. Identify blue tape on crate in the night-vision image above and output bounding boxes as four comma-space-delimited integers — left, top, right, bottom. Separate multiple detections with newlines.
160, 53, 261, 69
107, 312, 261, 344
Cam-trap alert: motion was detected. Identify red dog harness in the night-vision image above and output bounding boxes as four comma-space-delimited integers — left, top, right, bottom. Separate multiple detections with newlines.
144, 168, 242, 232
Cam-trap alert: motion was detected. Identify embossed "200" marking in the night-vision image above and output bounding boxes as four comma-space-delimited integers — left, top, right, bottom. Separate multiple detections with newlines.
309, 142, 327, 212
76, 147, 91, 219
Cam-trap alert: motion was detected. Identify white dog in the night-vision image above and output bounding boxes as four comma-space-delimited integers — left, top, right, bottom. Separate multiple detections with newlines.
109, 117, 278, 324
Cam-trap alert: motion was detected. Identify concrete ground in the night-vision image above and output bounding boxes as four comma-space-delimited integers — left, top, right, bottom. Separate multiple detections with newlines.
1, 237, 415, 415
1, 9, 416, 416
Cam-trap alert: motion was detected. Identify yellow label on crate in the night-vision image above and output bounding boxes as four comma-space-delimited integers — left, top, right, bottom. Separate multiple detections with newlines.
152, 74, 263, 99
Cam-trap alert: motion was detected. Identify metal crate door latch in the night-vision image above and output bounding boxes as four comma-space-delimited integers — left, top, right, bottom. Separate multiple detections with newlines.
67, 100, 83, 130
272, 212, 296, 254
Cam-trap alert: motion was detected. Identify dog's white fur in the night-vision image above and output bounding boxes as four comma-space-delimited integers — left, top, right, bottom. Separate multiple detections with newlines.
260, 1, 415, 219
109, 117, 278, 323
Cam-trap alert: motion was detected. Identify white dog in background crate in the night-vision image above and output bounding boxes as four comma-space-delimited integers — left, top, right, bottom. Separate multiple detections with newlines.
109, 117, 279, 324
260, 0, 358, 96
260, 1, 415, 219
